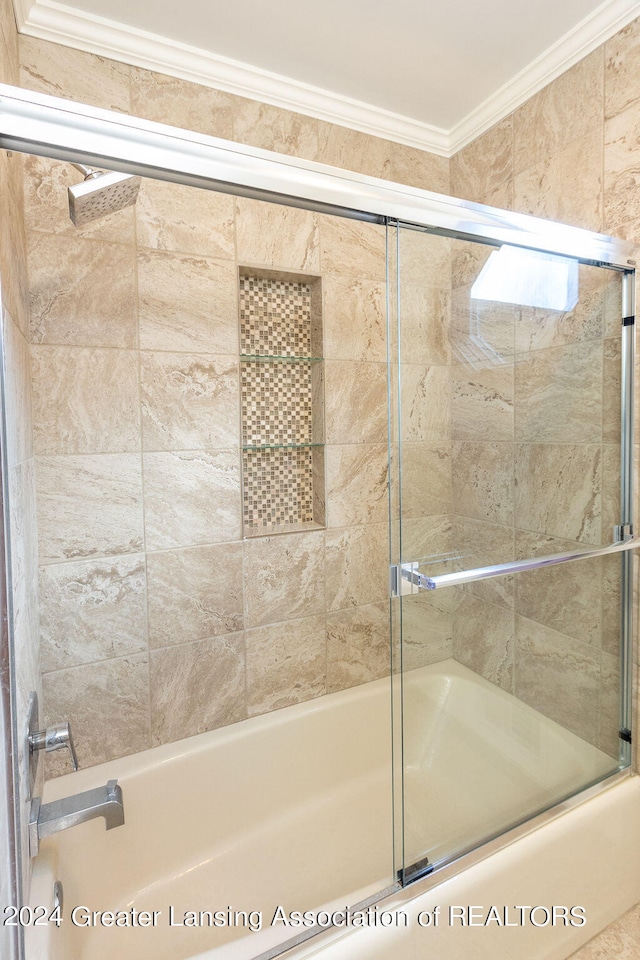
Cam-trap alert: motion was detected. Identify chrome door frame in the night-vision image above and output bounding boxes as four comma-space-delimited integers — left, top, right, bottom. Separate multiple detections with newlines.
0, 83, 636, 267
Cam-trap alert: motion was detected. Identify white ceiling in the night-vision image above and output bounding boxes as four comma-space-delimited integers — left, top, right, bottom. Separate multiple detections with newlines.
12, 0, 640, 154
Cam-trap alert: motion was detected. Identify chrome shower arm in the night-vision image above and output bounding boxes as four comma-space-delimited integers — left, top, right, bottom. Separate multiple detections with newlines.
69, 161, 101, 180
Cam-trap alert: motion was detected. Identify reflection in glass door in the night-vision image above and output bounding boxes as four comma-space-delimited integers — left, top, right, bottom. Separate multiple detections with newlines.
390, 224, 634, 885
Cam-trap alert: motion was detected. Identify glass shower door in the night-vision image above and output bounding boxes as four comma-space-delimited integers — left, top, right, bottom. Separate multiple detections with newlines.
390, 223, 634, 884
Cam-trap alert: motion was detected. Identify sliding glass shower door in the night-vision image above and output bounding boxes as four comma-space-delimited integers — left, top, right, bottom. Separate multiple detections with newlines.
390, 223, 634, 884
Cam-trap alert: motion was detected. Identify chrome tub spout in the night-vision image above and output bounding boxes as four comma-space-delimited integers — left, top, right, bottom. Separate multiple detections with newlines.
29, 779, 124, 856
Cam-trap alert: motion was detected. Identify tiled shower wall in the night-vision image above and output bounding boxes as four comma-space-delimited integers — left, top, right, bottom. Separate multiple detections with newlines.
448, 247, 622, 754
1, 30, 448, 773
449, 36, 640, 758
5, 29, 447, 777
24, 163, 399, 773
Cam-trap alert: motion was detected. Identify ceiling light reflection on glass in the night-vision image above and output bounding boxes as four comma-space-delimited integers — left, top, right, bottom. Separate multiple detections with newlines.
470, 245, 579, 311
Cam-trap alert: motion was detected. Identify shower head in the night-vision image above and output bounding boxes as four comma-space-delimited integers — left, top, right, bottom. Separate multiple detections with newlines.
68, 164, 141, 226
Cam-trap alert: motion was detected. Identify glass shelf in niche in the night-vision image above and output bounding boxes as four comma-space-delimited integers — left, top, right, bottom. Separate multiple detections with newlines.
243, 442, 323, 451
239, 354, 323, 363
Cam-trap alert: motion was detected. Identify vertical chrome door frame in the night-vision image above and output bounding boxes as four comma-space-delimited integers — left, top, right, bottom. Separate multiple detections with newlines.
620, 269, 636, 765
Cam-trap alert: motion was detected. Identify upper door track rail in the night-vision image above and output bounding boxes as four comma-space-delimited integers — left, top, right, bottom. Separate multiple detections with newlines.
392, 534, 639, 594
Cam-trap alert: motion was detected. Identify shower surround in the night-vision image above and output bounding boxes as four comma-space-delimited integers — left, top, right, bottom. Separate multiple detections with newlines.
27, 165, 397, 774
0, 16, 633, 780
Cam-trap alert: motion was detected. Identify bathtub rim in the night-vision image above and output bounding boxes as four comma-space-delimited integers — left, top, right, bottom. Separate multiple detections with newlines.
241, 767, 633, 960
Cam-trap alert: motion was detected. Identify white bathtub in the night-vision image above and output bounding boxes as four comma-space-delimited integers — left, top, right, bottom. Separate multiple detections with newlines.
26, 660, 640, 960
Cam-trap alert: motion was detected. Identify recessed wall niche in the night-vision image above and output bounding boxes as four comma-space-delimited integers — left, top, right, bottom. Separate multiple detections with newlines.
239, 268, 325, 537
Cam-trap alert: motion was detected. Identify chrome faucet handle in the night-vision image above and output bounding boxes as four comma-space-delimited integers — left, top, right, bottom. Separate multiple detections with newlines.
29, 722, 79, 771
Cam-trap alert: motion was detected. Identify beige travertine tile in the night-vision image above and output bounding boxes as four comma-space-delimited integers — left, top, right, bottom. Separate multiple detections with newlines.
452, 441, 513, 525
598, 650, 622, 758
233, 100, 319, 159
451, 360, 514, 441
451, 239, 492, 290
400, 592, 453, 670
42, 654, 150, 774
39, 555, 147, 672
398, 230, 451, 288
130, 66, 236, 138
319, 216, 386, 281
514, 615, 601, 744
22, 153, 136, 243
602, 552, 623, 658
453, 592, 514, 692
243, 530, 325, 628
323, 276, 386, 362
450, 116, 513, 206
137, 249, 238, 354
605, 16, 640, 120
514, 128, 603, 231
399, 514, 452, 563
0, 152, 30, 336
28, 232, 136, 347
147, 542, 244, 647
324, 361, 387, 443
603, 338, 622, 444
136, 178, 235, 258
141, 352, 239, 451
515, 283, 607, 357
399, 283, 451, 365
150, 634, 246, 743
3, 313, 32, 469
326, 602, 390, 692
0, 0, 18, 85
388, 143, 449, 194
452, 515, 514, 609
325, 443, 388, 527
402, 443, 452, 519
605, 275, 624, 339
31, 346, 140, 454
513, 48, 604, 174
450, 285, 515, 364
246, 615, 325, 715
19, 36, 131, 111
315, 122, 393, 179
236, 197, 320, 271
36, 454, 143, 563
401, 365, 451, 442
515, 443, 602, 544
325, 522, 388, 611
604, 104, 640, 240
515, 531, 602, 646
514, 340, 603, 443
143, 450, 241, 549
483, 181, 516, 210
601, 443, 622, 537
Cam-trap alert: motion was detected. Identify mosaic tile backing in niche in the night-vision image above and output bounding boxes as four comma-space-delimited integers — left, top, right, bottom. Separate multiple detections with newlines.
241, 360, 313, 447
243, 448, 314, 526
239, 269, 325, 535
240, 275, 312, 357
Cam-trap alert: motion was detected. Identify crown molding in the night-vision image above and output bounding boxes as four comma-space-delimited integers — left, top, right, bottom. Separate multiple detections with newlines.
12, 0, 640, 160
11, 0, 451, 155
449, 0, 640, 153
